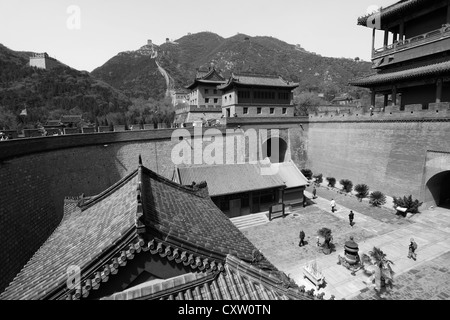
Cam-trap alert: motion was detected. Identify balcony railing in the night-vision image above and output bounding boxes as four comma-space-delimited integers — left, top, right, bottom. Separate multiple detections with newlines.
373, 24, 450, 58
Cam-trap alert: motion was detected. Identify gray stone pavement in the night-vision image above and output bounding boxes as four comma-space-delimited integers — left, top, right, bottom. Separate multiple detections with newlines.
241, 186, 450, 300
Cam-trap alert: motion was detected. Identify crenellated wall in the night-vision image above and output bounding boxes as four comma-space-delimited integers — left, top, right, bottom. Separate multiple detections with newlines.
0, 125, 302, 293
1, 107, 450, 294
307, 103, 450, 208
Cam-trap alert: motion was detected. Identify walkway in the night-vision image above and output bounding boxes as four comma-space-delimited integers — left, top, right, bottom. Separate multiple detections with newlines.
241, 186, 450, 300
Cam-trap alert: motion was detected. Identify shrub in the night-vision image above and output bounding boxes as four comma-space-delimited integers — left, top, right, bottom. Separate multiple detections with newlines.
354, 184, 369, 201
313, 173, 323, 184
339, 179, 353, 193
392, 195, 423, 214
326, 177, 336, 187
301, 169, 313, 180
317, 227, 333, 249
369, 191, 386, 207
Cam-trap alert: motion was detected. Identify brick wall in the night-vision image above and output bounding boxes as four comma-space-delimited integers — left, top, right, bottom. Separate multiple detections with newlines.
0, 127, 297, 293
306, 109, 450, 208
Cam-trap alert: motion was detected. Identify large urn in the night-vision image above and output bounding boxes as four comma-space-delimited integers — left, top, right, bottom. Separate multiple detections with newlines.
344, 236, 359, 265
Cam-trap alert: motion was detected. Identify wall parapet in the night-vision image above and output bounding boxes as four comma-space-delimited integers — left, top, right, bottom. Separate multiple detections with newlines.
0, 127, 240, 162
309, 103, 450, 123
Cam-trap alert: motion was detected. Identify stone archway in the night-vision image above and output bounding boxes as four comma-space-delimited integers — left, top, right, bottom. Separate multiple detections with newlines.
262, 137, 287, 163
426, 170, 450, 208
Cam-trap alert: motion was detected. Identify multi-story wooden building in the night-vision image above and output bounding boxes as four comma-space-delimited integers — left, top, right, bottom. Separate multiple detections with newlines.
351, 0, 450, 110
217, 73, 298, 118
175, 68, 226, 126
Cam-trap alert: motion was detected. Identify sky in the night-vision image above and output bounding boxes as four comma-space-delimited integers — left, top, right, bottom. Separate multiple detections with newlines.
0, 0, 396, 72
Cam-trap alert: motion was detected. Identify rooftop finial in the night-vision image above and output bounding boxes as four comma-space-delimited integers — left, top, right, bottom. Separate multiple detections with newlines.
139, 155, 142, 166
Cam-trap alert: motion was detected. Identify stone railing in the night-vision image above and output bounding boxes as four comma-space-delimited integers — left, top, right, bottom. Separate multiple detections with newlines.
373, 25, 450, 58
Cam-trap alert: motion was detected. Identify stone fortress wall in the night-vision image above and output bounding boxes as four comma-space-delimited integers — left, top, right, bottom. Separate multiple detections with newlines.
0, 126, 305, 293
1, 107, 450, 293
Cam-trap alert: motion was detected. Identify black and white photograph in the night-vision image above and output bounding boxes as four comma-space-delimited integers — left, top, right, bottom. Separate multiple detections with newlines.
1, 0, 450, 307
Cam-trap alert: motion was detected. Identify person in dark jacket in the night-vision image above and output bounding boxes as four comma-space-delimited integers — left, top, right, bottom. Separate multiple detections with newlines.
349, 210, 354, 227
299, 230, 306, 247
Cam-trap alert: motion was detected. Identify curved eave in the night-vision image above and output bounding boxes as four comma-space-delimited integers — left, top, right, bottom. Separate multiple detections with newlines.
186, 79, 226, 90
218, 81, 299, 91
349, 61, 450, 87
357, 0, 431, 28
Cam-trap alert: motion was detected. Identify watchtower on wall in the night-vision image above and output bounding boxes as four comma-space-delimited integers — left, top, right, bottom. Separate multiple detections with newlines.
351, 0, 450, 110
29, 52, 60, 70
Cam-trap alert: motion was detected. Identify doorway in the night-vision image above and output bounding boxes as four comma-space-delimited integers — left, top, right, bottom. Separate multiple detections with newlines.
426, 170, 450, 208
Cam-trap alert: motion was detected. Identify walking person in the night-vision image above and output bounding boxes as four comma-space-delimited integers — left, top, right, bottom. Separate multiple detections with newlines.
312, 186, 317, 199
330, 199, 336, 213
298, 230, 306, 247
349, 210, 354, 227
408, 238, 418, 260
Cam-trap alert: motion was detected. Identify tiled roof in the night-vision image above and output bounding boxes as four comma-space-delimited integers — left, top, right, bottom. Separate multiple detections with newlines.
186, 68, 226, 89
196, 68, 225, 81
175, 163, 286, 197
349, 60, 450, 86
0, 170, 139, 300
44, 120, 63, 127
269, 161, 309, 189
218, 73, 299, 91
139, 165, 263, 261
102, 255, 314, 300
2, 158, 303, 300
357, 0, 430, 27
60, 115, 82, 123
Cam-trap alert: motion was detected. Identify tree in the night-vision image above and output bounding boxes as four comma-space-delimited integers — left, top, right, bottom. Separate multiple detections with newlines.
0, 105, 18, 130
301, 169, 313, 179
317, 228, 333, 254
392, 195, 423, 214
339, 179, 353, 193
361, 247, 395, 290
313, 173, 323, 184
326, 177, 336, 187
354, 184, 369, 201
293, 90, 322, 116
369, 191, 386, 207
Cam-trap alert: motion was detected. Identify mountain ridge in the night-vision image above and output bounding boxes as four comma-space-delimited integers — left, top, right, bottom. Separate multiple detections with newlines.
92, 31, 372, 101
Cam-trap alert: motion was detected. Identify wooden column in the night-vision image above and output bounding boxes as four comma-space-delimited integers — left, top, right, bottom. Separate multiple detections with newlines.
278, 189, 283, 204
393, 33, 398, 43
436, 78, 443, 103
399, 21, 405, 41
392, 86, 397, 106
447, 0, 450, 23
384, 94, 389, 107
371, 90, 376, 107
384, 30, 389, 47
372, 28, 376, 55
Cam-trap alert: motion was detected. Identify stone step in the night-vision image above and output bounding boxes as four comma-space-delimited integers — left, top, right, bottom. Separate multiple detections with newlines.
231, 213, 269, 230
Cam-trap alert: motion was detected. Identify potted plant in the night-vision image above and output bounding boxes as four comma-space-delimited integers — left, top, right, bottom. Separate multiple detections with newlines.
361, 247, 395, 291
317, 227, 333, 254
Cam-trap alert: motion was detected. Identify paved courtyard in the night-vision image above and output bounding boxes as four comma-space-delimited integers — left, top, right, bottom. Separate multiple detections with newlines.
241, 185, 450, 300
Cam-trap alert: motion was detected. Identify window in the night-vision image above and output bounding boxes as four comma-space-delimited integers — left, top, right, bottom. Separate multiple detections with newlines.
270, 108, 274, 114
257, 107, 262, 114
205, 89, 209, 94
213, 89, 217, 94
214, 98, 218, 103
278, 92, 289, 100
205, 98, 209, 103
282, 108, 287, 114
243, 107, 248, 114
